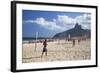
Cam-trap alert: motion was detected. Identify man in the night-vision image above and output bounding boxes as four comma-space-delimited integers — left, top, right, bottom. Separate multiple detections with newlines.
78, 39, 81, 44
41, 39, 48, 58
72, 39, 75, 47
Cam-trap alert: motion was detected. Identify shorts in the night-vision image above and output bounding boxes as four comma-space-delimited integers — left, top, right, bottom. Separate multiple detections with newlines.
43, 47, 47, 52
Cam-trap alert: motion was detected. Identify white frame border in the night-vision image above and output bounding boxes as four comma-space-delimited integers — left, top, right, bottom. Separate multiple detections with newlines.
16, 3, 96, 70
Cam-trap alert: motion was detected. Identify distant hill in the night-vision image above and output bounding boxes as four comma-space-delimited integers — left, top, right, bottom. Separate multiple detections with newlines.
53, 23, 91, 39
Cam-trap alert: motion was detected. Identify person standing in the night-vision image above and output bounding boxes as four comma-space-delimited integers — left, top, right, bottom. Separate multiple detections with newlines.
78, 39, 81, 44
72, 39, 75, 47
41, 39, 48, 58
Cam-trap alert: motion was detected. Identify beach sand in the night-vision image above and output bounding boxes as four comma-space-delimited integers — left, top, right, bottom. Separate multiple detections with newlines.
22, 39, 91, 63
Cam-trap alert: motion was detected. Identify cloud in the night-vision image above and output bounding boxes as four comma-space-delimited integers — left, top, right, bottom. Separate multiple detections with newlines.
24, 17, 64, 31
24, 13, 91, 31
34, 17, 63, 30
56, 15, 76, 25
53, 15, 76, 30
76, 14, 91, 29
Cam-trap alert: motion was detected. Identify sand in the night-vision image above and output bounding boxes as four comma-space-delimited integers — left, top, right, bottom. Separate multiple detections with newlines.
22, 39, 91, 63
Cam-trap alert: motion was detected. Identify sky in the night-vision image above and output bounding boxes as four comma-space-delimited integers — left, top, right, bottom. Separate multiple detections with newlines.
22, 10, 91, 38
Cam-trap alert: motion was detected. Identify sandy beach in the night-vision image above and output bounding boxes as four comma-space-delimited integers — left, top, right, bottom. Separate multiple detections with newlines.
22, 39, 91, 63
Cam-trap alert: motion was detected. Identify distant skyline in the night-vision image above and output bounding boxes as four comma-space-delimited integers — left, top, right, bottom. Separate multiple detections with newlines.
22, 10, 91, 38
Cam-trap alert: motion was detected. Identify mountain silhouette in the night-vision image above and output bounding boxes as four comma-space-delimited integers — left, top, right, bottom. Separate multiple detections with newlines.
53, 23, 91, 39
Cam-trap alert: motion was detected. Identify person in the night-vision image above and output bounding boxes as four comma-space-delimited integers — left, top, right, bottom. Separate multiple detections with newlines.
78, 39, 81, 44
72, 39, 75, 47
41, 39, 48, 58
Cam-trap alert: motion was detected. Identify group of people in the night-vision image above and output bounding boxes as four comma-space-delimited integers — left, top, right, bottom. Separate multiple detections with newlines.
41, 39, 81, 58
72, 39, 81, 47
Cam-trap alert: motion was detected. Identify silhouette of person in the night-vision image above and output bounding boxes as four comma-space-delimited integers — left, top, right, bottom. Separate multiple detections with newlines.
78, 39, 81, 44
72, 39, 75, 47
41, 39, 48, 58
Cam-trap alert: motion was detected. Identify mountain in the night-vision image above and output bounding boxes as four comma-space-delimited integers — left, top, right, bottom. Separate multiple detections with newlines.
53, 23, 91, 39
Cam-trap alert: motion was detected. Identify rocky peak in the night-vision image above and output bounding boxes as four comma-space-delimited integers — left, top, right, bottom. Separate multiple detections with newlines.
74, 23, 82, 30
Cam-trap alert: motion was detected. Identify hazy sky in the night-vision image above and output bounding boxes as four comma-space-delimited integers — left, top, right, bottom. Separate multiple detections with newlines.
22, 10, 91, 38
